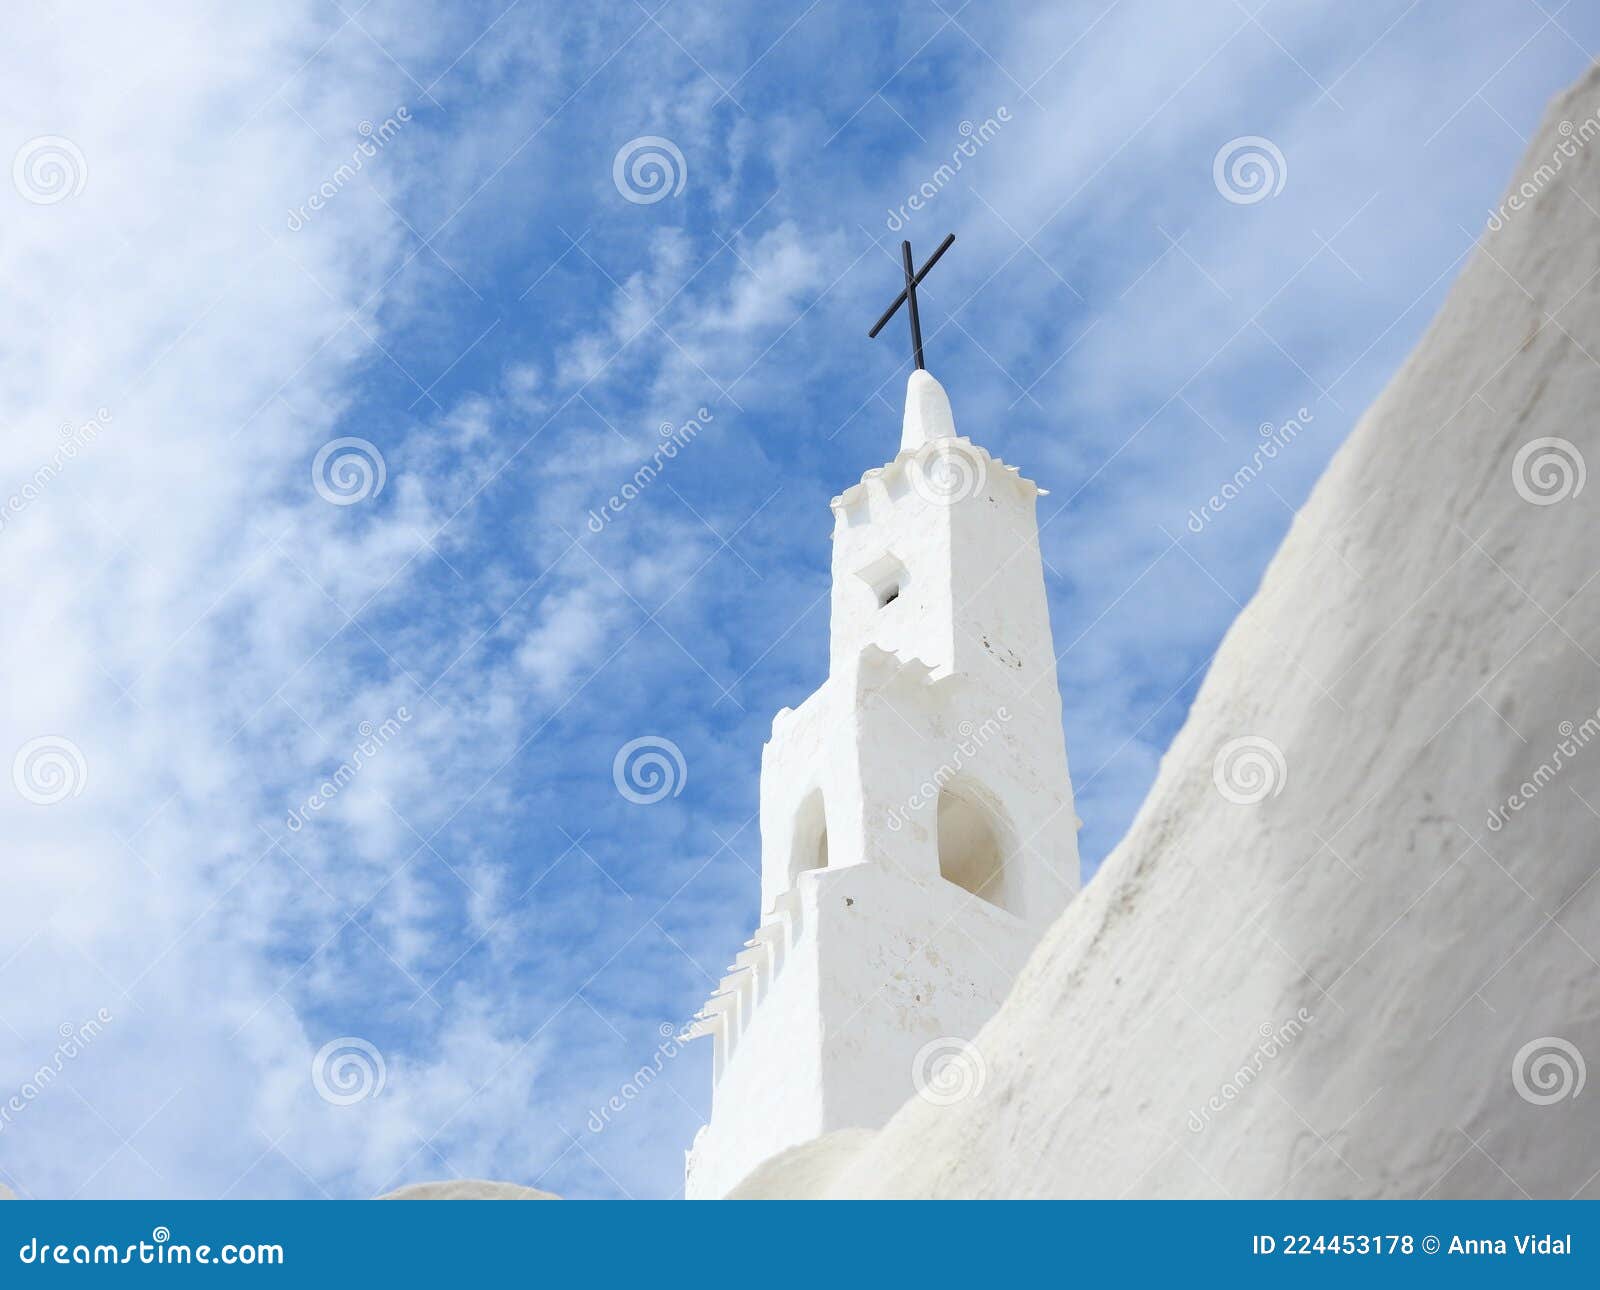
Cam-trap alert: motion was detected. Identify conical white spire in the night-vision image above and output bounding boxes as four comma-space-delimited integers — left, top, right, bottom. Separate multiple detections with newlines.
900, 369, 956, 452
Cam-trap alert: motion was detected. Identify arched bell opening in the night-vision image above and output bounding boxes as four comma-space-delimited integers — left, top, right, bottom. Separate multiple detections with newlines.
788, 788, 829, 889
936, 781, 1015, 915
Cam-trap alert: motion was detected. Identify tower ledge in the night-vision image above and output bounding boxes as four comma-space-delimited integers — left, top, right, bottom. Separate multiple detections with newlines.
830, 371, 1049, 514
829, 436, 1048, 520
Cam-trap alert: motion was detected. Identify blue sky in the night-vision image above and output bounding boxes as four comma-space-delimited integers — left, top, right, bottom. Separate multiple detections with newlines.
3, 0, 1599, 1201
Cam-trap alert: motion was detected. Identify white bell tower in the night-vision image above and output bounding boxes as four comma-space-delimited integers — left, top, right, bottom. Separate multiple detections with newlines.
684, 370, 1081, 1199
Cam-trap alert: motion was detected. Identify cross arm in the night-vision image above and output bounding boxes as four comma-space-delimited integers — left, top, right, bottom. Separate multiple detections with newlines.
866, 233, 956, 338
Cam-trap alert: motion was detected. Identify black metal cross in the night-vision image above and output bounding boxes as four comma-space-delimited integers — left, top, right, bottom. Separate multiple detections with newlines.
868, 233, 955, 371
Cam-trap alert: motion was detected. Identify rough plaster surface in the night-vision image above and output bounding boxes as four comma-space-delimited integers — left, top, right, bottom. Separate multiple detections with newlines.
742, 66, 1600, 1201
724, 1129, 877, 1200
